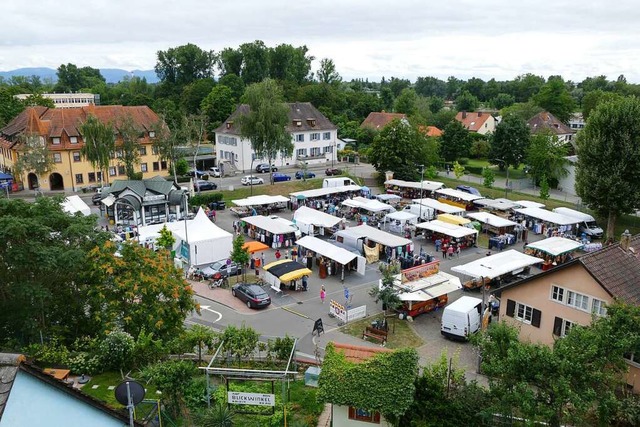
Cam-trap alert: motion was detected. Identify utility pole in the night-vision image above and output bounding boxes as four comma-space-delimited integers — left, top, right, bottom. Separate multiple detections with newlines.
418, 164, 425, 221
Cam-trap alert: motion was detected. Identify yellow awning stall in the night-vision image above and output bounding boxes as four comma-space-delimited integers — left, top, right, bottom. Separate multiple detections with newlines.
263, 259, 312, 284
437, 214, 471, 226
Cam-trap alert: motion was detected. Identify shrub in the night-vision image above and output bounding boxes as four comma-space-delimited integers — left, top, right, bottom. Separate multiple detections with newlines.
67, 352, 101, 375
190, 192, 224, 208
23, 339, 70, 366
99, 330, 135, 371
175, 158, 189, 176
465, 165, 484, 175
470, 140, 491, 158
457, 157, 470, 165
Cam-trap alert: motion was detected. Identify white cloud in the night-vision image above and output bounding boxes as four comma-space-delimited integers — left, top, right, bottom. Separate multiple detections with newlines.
1, 0, 640, 82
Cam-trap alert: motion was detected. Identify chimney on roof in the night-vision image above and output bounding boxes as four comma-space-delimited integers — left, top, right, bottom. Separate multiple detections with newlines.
462, 112, 467, 119
478, 112, 482, 117
621, 230, 632, 251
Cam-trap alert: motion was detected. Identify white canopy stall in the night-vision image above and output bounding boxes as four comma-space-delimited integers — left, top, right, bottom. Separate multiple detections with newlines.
525, 237, 584, 266
412, 198, 466, 216
138, 208, 233, 267
452, 249, 544, 289
334, 224, 413, 262
416, 219, 478, 248
467, 212, 518, 233
514, 200, 546, 209
435, 188, 483, 210
231, 195, 288, 217
384, 210, 418, 233
293, 206, 345, 236
296, 235, 366, 277
61, 195, 91, 216
241, 215, 299, 248
341, 196, 396, 213
514, 207, 580, 235
384, 179, 445, 199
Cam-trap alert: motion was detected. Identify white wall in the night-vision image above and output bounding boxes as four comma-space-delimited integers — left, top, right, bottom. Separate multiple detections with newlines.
557, 162, 577, 196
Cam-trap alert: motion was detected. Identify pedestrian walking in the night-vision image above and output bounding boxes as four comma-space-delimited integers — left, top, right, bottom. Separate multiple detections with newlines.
320, 285, 326, 304
441, 244, 447, 259
275, 249, 281, 260
455, 244, 461, 258
435, 238, 441, 253
302, 275, 308, 291
291, 246, 298, 261
261, 252, 265, 267
285, 249, 290, 259
447, 245, 454, 259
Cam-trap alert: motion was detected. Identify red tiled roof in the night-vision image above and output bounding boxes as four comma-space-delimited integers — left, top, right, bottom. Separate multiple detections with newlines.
527, 112, 574, 135
360, 112, 406, 130
332, 342, 392, 363
455, 111, 493, 132
419, 125, 443, 137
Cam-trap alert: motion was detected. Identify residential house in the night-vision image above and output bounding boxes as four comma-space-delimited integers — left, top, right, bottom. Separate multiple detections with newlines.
0, 105, 166, 192
15, 93, 100, 108
0, 353, 141, 426
99, 176, 187, 226
418, 125, 443, 137
455, 111, 497, 135
568, 112, 585, 131
527, 111, 576, 146
495, 233, 640, 393
360, 112, 407, 131
214, 102, 338, 172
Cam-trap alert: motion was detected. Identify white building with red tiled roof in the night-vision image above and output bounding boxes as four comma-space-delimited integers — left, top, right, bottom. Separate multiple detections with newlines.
455, 111, 497, 135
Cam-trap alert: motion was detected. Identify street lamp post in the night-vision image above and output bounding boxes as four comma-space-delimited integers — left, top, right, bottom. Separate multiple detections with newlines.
418, 164, 425, 221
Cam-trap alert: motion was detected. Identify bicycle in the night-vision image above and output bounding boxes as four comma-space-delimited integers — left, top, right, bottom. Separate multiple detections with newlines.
208, 276, 229, 289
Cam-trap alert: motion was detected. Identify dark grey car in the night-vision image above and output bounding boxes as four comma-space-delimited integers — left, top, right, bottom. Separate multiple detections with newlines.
232, 283, 272, 309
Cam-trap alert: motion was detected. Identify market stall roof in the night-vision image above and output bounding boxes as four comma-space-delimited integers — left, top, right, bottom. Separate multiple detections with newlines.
296, 236, 360, 265
385, 211, 418, 222
242, 215, 299, 234
384, 179, 444, 192
293, 206, 344, 228
525, 237, 584, 256
435, 188, 483, 202
289, 184, 362, 199
416, 220, 478, 238
263, 259, 312, 282
412, 198, 466, 215
375, 194, 402, 202
474, 198, 520, 211
341, 196, 396, 213
437, 214, 471, 226
243, 241, 270, 253
467, 212, 518, 228
451, 249, 544, 280
61, 195, 91, 216
334, 224, 413, 248
232, 195, 289, 207
0, 172, 13, 180
394, 271, 462, 301
514, 207, 580, 226
171, 208, 233, 243
514, 200, 546, 209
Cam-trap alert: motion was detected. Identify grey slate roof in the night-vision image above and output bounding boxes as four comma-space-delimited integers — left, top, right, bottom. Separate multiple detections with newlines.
106, 176, 177, 198
215, 102, 337, 135
527, 112, 574, 135
0, 353, 25, 420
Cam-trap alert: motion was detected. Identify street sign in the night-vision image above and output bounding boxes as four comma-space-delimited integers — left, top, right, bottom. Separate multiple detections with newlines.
228, 392, 275, 406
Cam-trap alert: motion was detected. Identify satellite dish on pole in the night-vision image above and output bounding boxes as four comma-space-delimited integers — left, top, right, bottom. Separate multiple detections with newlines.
115, 380, 146, 427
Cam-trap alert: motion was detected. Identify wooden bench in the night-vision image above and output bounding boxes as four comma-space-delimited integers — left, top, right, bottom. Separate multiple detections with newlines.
362, 326, 388, 345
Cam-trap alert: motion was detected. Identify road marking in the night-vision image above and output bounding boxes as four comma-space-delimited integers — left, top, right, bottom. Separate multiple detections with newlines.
281, 306, 310, 319
199, 305, 222, 323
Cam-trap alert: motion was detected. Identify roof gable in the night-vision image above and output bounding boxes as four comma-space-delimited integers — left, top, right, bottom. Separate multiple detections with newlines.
527, 111, 574, 135
360, 112, 406, 130
455, 111, 493, 131
418, 125, 443, 137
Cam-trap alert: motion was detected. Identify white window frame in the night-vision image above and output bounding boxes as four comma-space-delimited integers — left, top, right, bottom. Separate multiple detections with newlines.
109, 166, 116, 176
323, 132, 331, 140
550, 285, 565, 303
70, 136, 78, 144
515, 302, 533, 324
52, 153, 62, 163
296, 148, 307, 157
566, 290, 589, 311
52, 137, 61, 145
592, 298, 607, 316
296, 134, 304, 142
310, 132, 321, 141
141, 163, 148, 173
560, 318, 574, 337
149, 131, 155, 138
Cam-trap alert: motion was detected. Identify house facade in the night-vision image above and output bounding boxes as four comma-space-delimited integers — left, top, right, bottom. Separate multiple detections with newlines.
527, 111, 576, 145
496, 233, 640, 393
455, 111, 497, 135
360, 112, 407, 131
214, 102, 339, 172
0, 105, 166, 192
15, 93, 100, 108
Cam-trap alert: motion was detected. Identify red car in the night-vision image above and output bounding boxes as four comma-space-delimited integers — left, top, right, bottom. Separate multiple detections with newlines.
325, 168, 343, 176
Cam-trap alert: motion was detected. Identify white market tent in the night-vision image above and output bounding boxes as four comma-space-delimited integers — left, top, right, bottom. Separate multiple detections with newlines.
232, 195, 289, 207
334, 224, 413, 249
525, 237, 584, 256
293, 206, 345, 236
375, 194, 402, 202
552, 207, 596, 223
474, 198, 520, 211
242, 215, 299, 235
385, 179, 445, 192
296, 236, 366, 275
514, 200, 546, 209
290, 184, 362, 200
452, 249, 543, 280
138, 208, 233, 266
61, 195, 91, 216
385, 210, 418, 223
412, 198, 466, 215
467, 212, 518, 228
341, 196, 395, 213
514, 207, 581, 226
416, 220, 478, 239
435, 188, 484, 202
391, 271, 462, 301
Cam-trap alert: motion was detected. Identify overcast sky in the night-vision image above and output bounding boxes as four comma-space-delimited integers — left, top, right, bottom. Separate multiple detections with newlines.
2, 0, 639, 83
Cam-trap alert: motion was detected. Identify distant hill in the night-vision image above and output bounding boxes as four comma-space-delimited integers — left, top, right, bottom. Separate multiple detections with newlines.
0, 67, 159, 84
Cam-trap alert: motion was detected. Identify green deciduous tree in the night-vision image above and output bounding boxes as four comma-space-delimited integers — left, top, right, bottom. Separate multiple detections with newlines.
533, 77, 576, 123
14, 132, 55, 179
85, 241, 197, 341
575, 97, 640, 238
79, 114, 115, 186
452, 161, 465, 179
181, 78, 215, 115
539, 175, 550, 200
491, 93, 515, 110
238, 78, 292, 183
440, 120, 472, 162
482, 167, 495, 188
488, 114, 530, 170
0, 87, 27, 127
99, 330, 135, 372
230, 234, 250, 282
115, 115, 141, 179
499, 100, 543, 122
455, 90, 479, 112
582, 89, 623, 120
55, 63, 105, 92
151, 117, 181, 182
184, 324, 217, 363
369, 119, 440, 181
142, 360, 198, 419
218, 73, 245, 100
201, 85, 236, 131
525, 132, 569, 184
394, 88, 418, 115
428, 96, 445, 114
369, 262, 402, 321
316, 58, 342, 85
156, 225, 176, 251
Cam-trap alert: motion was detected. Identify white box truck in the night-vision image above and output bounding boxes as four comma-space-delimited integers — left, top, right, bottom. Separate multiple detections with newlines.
440, 296, 482, 340
552, 207, 603, 239
323, 177, 356, 188
403, 204, 435, 222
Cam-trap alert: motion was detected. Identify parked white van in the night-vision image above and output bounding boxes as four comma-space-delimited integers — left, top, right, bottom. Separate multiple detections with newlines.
403, 204, 435, 222
323, 177, 356, 188
552, 207, 603, 239
441, 296, 482, 340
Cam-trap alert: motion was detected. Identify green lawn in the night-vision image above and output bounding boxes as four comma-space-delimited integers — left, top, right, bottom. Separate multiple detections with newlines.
81, 371, 159, 411
465, 158, 527, 179
340, 316, 424, 349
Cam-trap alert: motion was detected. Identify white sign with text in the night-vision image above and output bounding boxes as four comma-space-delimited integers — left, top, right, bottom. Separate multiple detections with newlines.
228, 392, 275, 407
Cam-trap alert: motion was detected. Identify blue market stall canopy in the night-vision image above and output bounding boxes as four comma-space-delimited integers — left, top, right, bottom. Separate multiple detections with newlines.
0, 172, 13, 180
